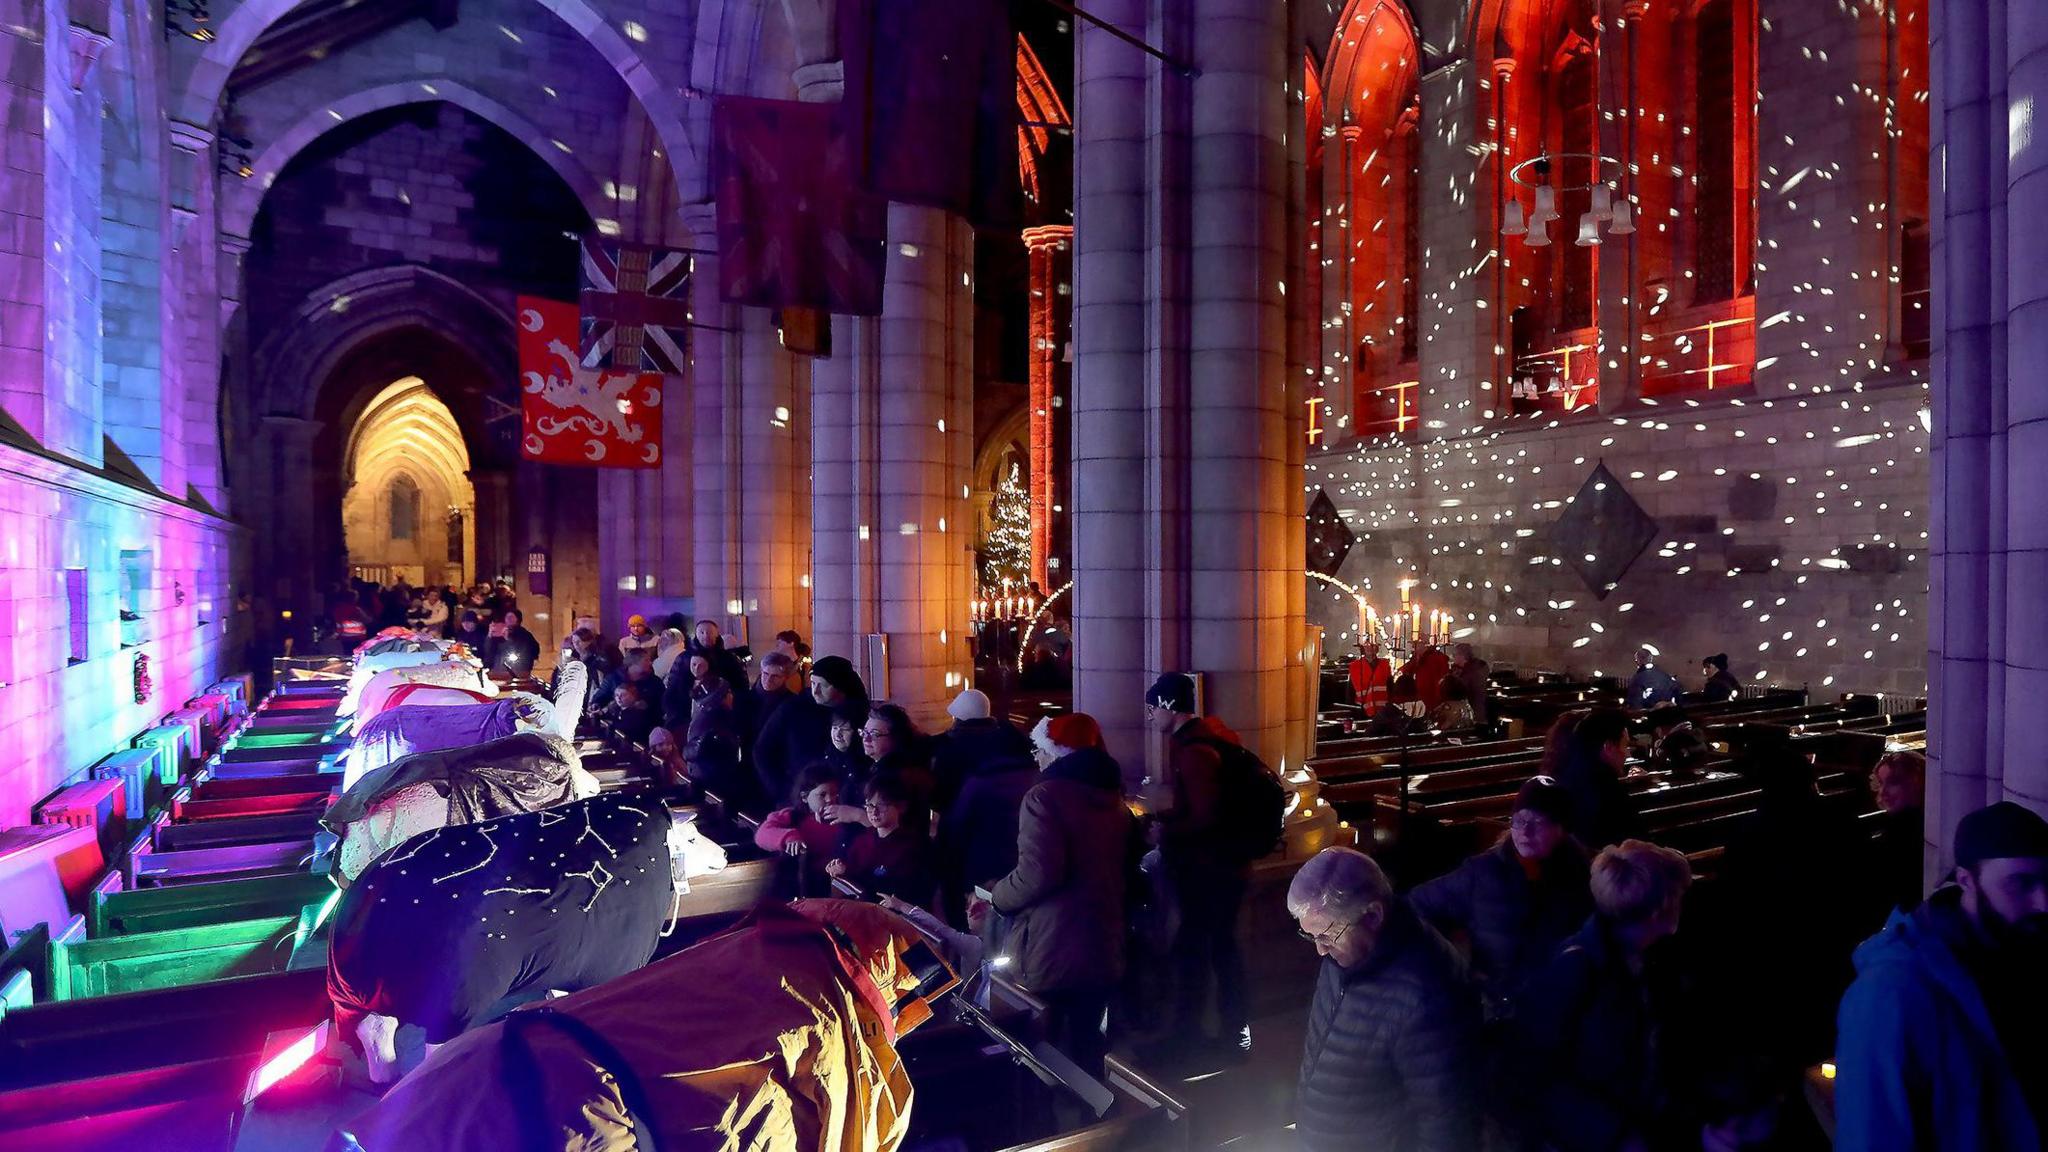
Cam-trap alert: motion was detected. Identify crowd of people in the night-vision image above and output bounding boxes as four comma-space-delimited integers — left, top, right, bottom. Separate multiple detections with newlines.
328, 583, 2046, 1150
1286, 687, 2045, 1151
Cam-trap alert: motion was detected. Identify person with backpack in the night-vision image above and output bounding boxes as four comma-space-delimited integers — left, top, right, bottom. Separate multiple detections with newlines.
1141, 672, 1286, 1066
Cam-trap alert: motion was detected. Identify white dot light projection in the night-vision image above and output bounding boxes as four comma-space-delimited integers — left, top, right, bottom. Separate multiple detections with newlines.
1295, 0, 1929, 693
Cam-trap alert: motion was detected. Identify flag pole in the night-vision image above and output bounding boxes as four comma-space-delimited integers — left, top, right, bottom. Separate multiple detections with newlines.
1033, 0, 1199, 77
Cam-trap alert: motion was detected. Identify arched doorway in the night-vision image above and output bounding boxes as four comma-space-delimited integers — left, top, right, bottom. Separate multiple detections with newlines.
340, 377, 476, 589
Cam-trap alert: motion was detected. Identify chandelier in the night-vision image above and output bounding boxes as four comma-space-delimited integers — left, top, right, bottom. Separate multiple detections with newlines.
1501, 154, 1635, 247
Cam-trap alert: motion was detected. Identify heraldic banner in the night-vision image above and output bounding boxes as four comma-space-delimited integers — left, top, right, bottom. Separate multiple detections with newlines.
517, 296, 663, 468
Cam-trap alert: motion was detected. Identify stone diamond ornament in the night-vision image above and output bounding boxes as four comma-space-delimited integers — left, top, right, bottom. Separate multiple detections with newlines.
1307, 489, 1356, 578
1550, 463, 1658, 600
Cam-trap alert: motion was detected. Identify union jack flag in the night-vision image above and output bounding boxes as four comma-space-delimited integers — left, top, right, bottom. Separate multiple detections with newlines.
579, 240, 692, 375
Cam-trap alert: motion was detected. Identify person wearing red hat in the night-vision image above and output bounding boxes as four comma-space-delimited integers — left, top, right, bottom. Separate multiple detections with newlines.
976, 712, 1133, 1075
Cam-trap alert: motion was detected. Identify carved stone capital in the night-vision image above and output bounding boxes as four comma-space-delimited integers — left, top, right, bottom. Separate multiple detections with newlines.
793, 60, 845, 104
169, 120, 216, 154
66, 25, 112, 93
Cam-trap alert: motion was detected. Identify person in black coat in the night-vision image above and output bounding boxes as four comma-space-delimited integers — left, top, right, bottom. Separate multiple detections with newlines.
935, 700, 1039, 926
1505, 840, 1693, 1152
752, 655, 866, 815
1700, 653, 1742, 702
484, 608, 542, 679
1409, 775, 1594, 1008
1552, 708, 1644, 850
1697, 739, 1871, 1073
737, 652, 800, 751
927, 689, 1033, 814
1866, 749, 1927, 920
1288, 846, 1481, 1152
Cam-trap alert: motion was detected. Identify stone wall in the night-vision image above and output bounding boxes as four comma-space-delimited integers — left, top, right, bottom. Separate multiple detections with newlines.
0, 449, 240, 828
244, 101, 587, 337
1306, 0, 1930, 699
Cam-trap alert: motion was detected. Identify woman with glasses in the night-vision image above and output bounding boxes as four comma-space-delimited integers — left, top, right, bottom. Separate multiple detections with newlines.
828, 703, 935, 836
1409, 775, 1593, 1007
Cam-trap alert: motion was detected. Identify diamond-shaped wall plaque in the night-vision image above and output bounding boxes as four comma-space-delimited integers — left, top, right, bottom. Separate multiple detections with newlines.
1307, 489, 1355, 578
1551, 463, 1658, 599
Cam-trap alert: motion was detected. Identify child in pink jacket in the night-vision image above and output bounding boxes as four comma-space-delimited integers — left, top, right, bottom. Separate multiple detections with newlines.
753, 762, 842, 896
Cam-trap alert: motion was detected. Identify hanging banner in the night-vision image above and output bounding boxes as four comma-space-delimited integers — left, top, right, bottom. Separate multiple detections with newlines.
517, 296, 662, 468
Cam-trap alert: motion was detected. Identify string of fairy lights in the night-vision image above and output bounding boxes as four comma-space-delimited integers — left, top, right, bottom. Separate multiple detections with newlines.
1296, 0, 1929, 691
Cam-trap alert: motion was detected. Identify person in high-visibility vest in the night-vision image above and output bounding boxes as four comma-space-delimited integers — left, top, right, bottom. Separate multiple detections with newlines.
1348, 640, 1393, 712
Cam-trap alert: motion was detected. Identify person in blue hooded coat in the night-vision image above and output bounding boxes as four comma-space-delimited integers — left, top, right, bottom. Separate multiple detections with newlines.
1834, 801, 2048, 1151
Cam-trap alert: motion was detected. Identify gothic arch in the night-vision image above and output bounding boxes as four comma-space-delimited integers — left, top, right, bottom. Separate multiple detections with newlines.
1318, 0, 1421, 439
221, 80, 607, 241
173, 0, 695, 189
248, 264, 516, 427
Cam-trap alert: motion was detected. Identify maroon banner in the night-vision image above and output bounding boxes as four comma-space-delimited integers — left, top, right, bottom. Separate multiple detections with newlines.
839, 0, 1020, 230
517, 296, 663, 468
713, 96, 887, 315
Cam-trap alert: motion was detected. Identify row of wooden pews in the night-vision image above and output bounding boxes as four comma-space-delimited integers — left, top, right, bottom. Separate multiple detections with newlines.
0, 668, 798, 1151
1308, 673, 1925, 884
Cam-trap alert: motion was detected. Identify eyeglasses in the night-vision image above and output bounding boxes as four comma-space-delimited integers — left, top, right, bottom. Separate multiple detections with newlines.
860, 729, 889, 743
1296, 919, 1356, 946
1509, 814, 1557, 833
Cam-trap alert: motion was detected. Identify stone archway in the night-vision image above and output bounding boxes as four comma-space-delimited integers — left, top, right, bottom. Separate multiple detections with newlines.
238, 266, 517, 628
221, 78, 609, 242
174, 0, 697, 190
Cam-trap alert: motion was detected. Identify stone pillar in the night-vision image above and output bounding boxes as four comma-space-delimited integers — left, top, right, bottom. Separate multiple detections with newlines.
1021, 224, 1071, 590
1928, 0, 2048, 863
168, 120, 222, 509
470, 469, 514, 586
1069, 0, 1307, 777
732, 306, 812, 644
253, 415, 322, 633
1186, 0, 1292, 761
675, 199, 812, 648
1069, 0, 1158, 769
807, 205, 974, 723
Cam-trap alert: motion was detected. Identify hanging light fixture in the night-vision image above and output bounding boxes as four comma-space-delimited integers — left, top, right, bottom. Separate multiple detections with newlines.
1502, 197, 1528, 237
1502, 153, 1632, 249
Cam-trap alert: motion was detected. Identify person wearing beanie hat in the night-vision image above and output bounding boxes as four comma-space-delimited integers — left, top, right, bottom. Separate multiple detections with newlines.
1700, 652, 1740, 702
928, 690, 1035, 925
982, 713, 1132, 1074
1142, 671, 1257, 1064
749, 654, 871, 816
1837, 801, 2048, 1152
1410, 775, 1592, 1003
618, 613, 660, 662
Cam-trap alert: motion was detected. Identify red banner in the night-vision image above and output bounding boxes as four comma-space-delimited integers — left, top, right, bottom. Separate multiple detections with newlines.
517, 296, 662, 468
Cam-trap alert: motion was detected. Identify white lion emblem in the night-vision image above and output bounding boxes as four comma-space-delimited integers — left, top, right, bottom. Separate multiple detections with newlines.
524, 338, 644, 444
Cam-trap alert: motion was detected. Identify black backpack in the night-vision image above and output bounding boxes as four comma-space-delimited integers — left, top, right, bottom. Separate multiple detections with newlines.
1194, 736, 1288, 862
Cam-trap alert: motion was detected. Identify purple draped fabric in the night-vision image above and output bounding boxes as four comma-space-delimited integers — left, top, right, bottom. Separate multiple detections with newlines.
348, 701, 525, 786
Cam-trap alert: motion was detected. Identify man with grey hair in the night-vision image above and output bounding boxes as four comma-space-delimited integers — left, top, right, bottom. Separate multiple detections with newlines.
1289, 847, 1480, 1151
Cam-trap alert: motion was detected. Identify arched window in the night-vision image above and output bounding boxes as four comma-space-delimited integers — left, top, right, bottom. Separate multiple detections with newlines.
1691, 0, 1755, 304
389, 475, 420, 542
1554, 48, 1598, 332
1318, 0, 1420, 443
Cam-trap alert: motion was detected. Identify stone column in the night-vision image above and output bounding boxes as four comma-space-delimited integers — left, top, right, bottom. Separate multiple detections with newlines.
168, 120, 222, 509
674, 198, 812, 647
470, 469, 514, 586
732, 306, 812, 644
1186, 0, 1292, 761
1021, 225, 1071, 590
808, 206, 974, 723
1069, 0, 1307, 777
1068, 0, 1157, 768
1928, 0, 2048, 864
253, 415, 322, 633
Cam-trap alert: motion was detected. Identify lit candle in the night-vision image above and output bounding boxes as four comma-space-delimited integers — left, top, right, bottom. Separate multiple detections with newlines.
1412, 605, 1422, 639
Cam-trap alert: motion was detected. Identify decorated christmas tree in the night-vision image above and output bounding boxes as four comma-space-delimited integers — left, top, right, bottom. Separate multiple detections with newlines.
980, 461, 1032, 590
